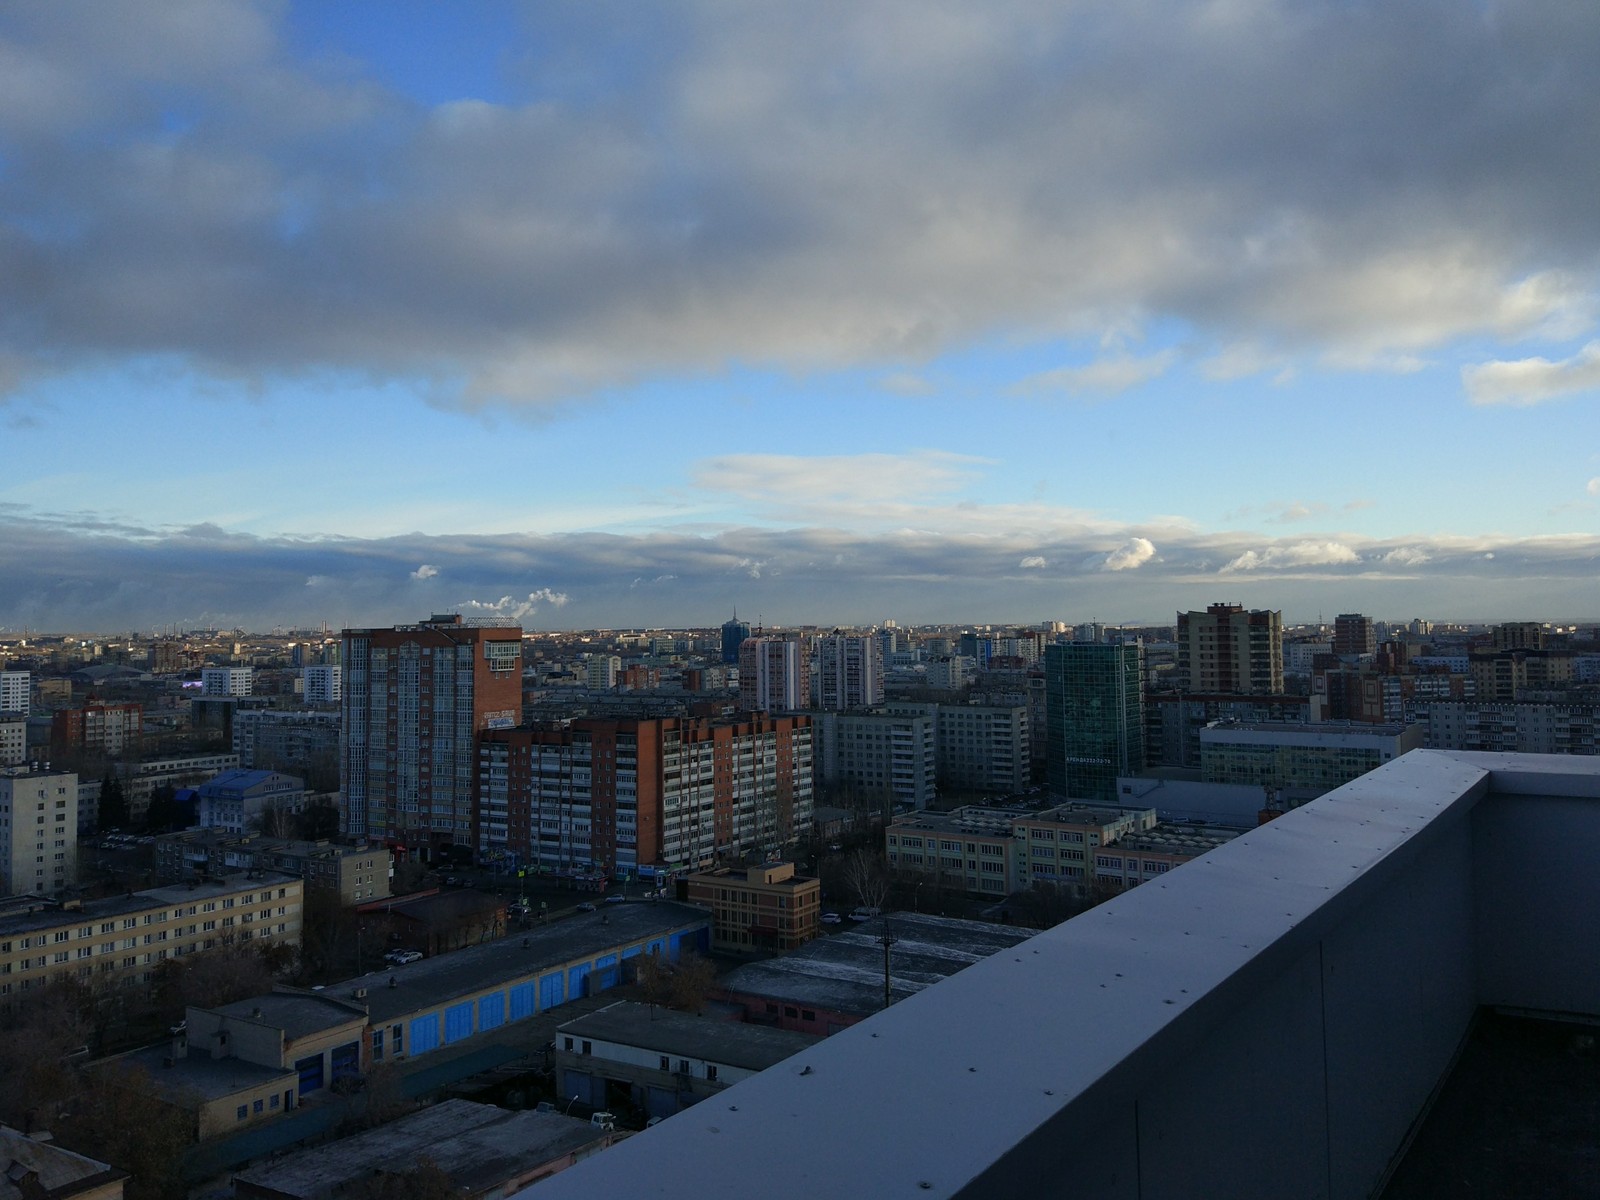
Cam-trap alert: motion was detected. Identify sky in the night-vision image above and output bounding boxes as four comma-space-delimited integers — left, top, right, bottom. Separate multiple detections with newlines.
2, 0, 1598, 633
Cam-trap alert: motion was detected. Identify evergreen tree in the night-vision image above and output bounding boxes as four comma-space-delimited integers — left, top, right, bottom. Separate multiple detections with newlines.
99, 774, 129, 832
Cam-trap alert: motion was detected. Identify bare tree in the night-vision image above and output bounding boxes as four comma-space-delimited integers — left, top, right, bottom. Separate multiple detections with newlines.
841, 848, 890, 913
59, 1063, 196, 1200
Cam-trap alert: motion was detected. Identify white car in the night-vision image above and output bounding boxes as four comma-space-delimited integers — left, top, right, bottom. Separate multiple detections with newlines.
820, 912, 842, 925
848, 906, 881, 922
385, 949, 423, 965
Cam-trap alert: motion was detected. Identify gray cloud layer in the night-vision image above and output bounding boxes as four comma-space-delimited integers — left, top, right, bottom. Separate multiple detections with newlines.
2, 1, 1598, 405
3, 508, 1595, 630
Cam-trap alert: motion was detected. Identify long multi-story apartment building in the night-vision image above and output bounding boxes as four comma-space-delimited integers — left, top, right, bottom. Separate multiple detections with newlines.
478, 714, 813, 878
0, 671, 29, 714
0, 767, 78, 896
0, 873, 302, 1012
0, 716, 25, 767
1176, 604, 1283, 694
811, 708, 937, 811
49, 701, 143, 761
341, 614, 523, 855
1199, 721, 1424, 798
233, 709, 342, 774
1427, 701, 1600, 756
882, 701, 1030, 796
155, 831, 391, 905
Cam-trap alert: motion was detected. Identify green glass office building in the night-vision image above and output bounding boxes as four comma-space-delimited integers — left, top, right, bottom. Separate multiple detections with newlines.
1044, 642, 1146, 802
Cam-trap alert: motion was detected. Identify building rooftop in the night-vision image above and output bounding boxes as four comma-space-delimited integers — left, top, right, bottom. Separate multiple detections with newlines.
557, 1001, 820, 1070
343, 901, 711, 1024
1110, 823, 1243, 856
0, 1125, 125, 1200
206, 990, 366, 1040
519, 751, 1600, 1200
119, 1045, 292, 1103
890, 808, 1018, 836
0, 872, 300, 937
718, 912, 1035, 1015
232, 1098, 606, 1199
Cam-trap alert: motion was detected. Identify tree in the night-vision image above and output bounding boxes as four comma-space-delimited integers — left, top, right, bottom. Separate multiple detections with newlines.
143, 784, 181, 833
632, 950, 716, 1015
841, 848, 891, 913
0, 979, 93, 1128
58, 1063, 196, 1200
253, 797, 296, 839
99, 773, 129, 832
295, 796, 341, 841
152, 941, 290, 1013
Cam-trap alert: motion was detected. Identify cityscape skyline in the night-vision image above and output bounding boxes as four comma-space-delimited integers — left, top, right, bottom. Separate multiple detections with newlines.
3, 3, 1599, 631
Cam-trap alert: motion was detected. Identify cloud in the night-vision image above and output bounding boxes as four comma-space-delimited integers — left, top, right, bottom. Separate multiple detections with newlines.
1101, 538, 1155, 571
1588, 478, 1600, 496
879, 372, 933, 396
458, 589, 571, 620
3, 507, 1600, 629
692, 451, 990, 510
410, 563, 439, 580
3, 2, 1597, 408
1222, 541, 1361, 572
1379, 547, 1432, 567
1015, 351, 1178, 397
1462, 341, 1600, 406
1018, 556, 1047, 569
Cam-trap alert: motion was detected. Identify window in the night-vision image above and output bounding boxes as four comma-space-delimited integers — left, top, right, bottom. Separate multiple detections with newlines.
660, 1055, 670, 1071
706, 1065, 719, 1082
253, 1098, 264, 1114
269, 1094, 280, 1109
236, 1105, 248, 1121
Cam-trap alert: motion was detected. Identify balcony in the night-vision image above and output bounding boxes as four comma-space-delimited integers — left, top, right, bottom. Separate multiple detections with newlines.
520, 751, 1599, 1198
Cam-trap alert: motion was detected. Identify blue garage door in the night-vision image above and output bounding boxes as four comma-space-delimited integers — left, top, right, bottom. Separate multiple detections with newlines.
539, 972, 564, 1010
567, 963, 591, 997
295, 1053, 325, 1096
479, 991, 505, 1030
444, 1001, 474, 1044
594, 953, 620, 991
647, 938, 666, 958
409, 1013, 441, 1056
509, 981, 536, 1021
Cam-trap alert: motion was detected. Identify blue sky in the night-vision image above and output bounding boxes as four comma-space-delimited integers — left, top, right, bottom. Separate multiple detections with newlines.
2, 1, 1598, 632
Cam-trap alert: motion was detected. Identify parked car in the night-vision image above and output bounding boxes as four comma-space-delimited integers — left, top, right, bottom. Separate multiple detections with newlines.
820, 911, 842, 925
848, 906, 881, 922
604, 894, 627, 904
575, 902, 596, 913
385, 949, 423, 965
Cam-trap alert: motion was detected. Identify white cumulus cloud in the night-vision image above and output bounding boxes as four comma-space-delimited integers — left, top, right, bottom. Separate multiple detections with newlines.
1222, 540, 1361, 572
1462, 340, 1600, 406
410, 563, 439, 580
1101, 538, 1156, 571
1587, 478, 1600, 496
1379, 547, 1432, 567
1019, 555, 1048, 569
458, 589, 571, 620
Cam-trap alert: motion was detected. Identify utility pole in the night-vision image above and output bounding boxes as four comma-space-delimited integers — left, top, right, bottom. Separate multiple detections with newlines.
879, 917, 897, 1010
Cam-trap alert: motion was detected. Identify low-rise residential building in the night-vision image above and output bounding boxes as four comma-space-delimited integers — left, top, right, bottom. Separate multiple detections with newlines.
123, 754, 241, 823
195, 769, 307, 834
680, 861, 820, 952
554, 1000, 820, 1117
154, 831, 392, 906
0, 873, 303, 1013
0, 766, 78, 896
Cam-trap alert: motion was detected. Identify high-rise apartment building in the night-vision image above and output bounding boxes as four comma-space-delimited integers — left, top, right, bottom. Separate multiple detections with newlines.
1044, 642, 1145, 803
0, 671, 29, 714
1333, 613, 1377, 658
0, 767, 78, 895
739, 638, 808, 712
478, 714, 812, 876
201, 666, 253, 697
811, 708, 936, 810
1177, 604, 1283, 694
302, 663, 341, 705
49, 701, 143, 761
815, 634, 883, 711
341, 614, 523, 855
721, 614, 752, 665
